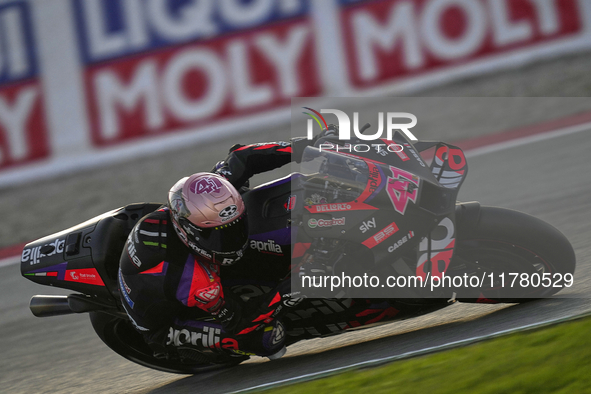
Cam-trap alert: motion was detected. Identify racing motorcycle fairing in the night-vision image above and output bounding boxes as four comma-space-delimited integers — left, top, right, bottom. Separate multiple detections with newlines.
21, 203, 162, 299
291, 131, 468, 297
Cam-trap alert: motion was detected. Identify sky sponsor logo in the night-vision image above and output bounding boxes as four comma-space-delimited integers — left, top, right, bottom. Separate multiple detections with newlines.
359, 217, 376, 233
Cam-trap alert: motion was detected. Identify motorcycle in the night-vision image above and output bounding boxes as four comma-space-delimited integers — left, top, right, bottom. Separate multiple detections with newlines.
21, 128, 575, 374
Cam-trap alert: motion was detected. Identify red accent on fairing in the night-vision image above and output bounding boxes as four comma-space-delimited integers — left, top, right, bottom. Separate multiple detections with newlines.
277, 147, 292, 153
144, 218, 166, 224
252, 309, 274, 322
141, 261, 165, 275
417, 239, 456, 280
254, 143, 280, 150
356, 308, 382, 317
237, 325, 260, 335
361, 222, 399, 249
64, 268, 105, 286
46, 272, 57, 277
292, 243, 311, 258
345, 321, 361, 329
357, 162, 381, 202
268, 292, 281, 307
304, 200, 377, 213
234, 144, 254, 151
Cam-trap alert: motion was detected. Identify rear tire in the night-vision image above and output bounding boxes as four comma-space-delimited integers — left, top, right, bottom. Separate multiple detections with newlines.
89, 312, 245, 374
452, 205, 576, 302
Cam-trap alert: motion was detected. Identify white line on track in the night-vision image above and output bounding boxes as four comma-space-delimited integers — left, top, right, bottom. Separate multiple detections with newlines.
231, 312, 591, 393
0, 256, 20, 269
464, 121, 591, 158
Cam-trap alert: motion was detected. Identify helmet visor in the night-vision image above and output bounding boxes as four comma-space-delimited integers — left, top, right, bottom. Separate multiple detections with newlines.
180, 213, 249, 254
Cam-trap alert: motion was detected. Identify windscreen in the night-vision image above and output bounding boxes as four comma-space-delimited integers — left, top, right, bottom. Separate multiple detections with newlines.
299, 147, 368, 206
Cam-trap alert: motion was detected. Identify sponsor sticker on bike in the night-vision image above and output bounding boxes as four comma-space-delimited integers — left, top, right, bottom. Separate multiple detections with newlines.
284, 195, 297, 212
387, 231, 415, 253
308, 203, 351, 213
359, 217, 376, 233
65, 268, 105, 286
362, 222, 399, 249
21, 238, 65, 265
386, 166, 419, 215
308, 217, 346, 228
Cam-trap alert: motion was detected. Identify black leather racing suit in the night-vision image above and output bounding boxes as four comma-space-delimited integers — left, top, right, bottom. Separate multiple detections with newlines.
118, 140, 308, 360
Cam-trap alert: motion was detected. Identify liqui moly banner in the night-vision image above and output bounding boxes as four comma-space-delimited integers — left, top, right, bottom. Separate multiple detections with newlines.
338, 0, 590, 90
0, 1, 48, 171
0, 0, 590, 185
72, 0, 321, 146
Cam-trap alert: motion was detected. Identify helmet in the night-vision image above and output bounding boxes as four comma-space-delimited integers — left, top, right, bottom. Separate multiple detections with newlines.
168, 173, 248, 265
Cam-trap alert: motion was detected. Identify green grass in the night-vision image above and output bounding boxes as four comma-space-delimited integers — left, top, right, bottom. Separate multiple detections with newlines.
267, 316, 591, 394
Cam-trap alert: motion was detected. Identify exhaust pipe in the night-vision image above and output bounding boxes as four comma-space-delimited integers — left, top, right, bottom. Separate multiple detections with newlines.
30, 294, 128, 319
30, 295, 73, 317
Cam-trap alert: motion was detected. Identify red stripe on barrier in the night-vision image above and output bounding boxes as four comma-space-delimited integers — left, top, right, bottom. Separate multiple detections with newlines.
0, 242, 26, 260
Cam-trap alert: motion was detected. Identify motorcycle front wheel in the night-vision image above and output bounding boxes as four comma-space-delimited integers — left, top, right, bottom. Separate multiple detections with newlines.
451, 205, 576, 302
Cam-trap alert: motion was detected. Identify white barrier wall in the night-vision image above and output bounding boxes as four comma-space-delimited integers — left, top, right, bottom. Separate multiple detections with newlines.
0, 0, 590, 186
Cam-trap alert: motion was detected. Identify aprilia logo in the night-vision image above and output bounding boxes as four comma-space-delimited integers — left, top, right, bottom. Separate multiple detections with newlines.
21, 238, 65, 265
188, 241, 212, 259
127, 238, 142, 267
167, 326, 238, 350
250, 239, 283, 255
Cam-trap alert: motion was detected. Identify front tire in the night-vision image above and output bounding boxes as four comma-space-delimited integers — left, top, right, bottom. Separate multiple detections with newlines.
451, 205, 576, 302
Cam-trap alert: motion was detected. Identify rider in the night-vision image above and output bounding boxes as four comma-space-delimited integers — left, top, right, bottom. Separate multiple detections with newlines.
118, 136, 317, 362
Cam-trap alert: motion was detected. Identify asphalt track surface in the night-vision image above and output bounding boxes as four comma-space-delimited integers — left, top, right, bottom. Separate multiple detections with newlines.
3, 54, 591, 393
